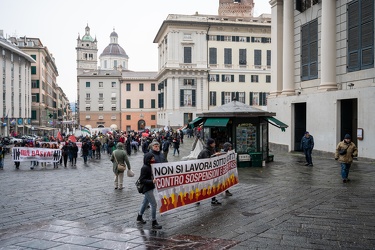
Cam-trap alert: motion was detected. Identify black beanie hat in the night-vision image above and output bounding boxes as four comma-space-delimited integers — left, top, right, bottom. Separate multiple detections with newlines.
206, 138, 215, 146
344, 134, 351, 139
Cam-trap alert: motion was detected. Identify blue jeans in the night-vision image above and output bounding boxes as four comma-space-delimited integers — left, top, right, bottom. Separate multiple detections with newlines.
0, 158, 3, 168
83, 155, 88, 163
139, 189, 157, 221
173, 148, 179, 155
341, 163, 351, 179
303, 148, 312, 164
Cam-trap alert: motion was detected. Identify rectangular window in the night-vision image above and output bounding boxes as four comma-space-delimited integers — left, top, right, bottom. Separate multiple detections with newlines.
239, 49, 247, 65
251, 75, 259, 82
111, 82, 116, 88
139, 83, 144, 91
31, 110, 37, 120
31, 55, 36, 60
126, 83, 131, 91
238, 92, 246, 103
126, 115, 131, 120
224, 48, 232, 65
86, 82, 90, 88
296, 0, 320, 12
99, 82, 103, 87
86, 93, 90, 100
222, 74, 234, 82
209, 91, 216, 106
301, 19, 318, 80
99, 106, 103, 111
184, 47, 192, 63
209, 74, 220, 82
31, 80, 39, 88
111, 106, 116, 111
31, 66, 36, 75
151, 83, 155, 91
151, 115, 156, 120
254, 50, 262, 68
239, 75, 246, 82
209, 48, 217, 64
266, 75, 271, 83
139, 99, 144, 108
126, 99, 131, 108
31, 93, 39, 102
86, 106, 91, 111
180, 89, 196, 107
151, 99, 156, 108
221, 92, 232, 105
183, 79, 195, 85
347, 0, 374, 72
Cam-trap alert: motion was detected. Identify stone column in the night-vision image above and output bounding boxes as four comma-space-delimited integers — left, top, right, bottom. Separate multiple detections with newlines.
269, 0, 283, 97
282, 0, 295, 95
319, 0, 337, 90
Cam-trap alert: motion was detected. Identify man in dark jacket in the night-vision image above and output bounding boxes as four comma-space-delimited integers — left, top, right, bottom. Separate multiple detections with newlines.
149, 140, 167, 163
162, 137, 170, 161
197, 138, 222, 205
300, 131, 314, 166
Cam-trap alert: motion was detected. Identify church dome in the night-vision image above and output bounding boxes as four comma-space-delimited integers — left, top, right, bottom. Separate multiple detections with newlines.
100, 29, 128, 58
100, 44, 128, 58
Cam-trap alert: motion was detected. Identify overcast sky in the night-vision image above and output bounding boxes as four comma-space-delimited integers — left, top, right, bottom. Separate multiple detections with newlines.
0, 0, 271, 102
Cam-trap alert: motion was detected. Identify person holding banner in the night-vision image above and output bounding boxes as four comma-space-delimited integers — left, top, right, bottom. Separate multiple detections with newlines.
197, 138, 222, 205
136, 152, 162, 229
222, 142, 233, 196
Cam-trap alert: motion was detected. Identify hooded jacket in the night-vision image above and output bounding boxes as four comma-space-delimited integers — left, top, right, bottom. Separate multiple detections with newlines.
139, 152, 156, 194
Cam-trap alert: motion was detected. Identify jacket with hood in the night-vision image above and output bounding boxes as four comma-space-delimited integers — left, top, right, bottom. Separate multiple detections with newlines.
110, 142, 131, 174
139, 152, 156, 194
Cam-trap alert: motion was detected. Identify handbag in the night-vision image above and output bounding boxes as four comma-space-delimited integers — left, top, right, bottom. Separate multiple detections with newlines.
135, 178, 144, 193
127, 169, 135, 177
339, 144, 350, 155
113, 153, 127, 172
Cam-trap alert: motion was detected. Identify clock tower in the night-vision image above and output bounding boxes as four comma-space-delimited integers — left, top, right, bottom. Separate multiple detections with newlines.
76, 24, 98, 75
218, 0, 255, 18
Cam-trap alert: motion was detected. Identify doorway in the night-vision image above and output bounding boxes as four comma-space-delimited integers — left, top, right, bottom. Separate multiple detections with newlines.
294, 103, 306, 151
340, 99, 357, 145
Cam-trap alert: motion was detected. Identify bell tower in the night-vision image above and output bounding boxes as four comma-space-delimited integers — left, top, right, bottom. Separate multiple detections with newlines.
218, 0, 255, 18
76, 24, 98, 75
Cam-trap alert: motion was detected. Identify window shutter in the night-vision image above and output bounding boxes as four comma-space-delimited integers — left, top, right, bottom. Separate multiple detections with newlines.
213, 92, 216, 106
209, 48, 217, 64
180, 90, 184, 107
236, 92, 239, 101
259, 92, 264, 106
267, 50, 271, 66
296, 0, 302, 12
301, 23, 310, 79
254, 50, 262, 66
192, 90, 196, 107
192, 79, 195, 86
161, 93, 164, 108
231, 92, 236, 101
310, 20, 318, 78
249, 92, 253, 106
184, 47, 192, 63
232, 36, 236, 42
360, 0, 374, 68
239, 49, 247, 64
231, 75, 234, 82
251, 37, 255, 42
221, 92, 225, 105
224, 48, 232, 64
216, 75, 220, 82
246, 37, 250, 43
222, 75, 225, 82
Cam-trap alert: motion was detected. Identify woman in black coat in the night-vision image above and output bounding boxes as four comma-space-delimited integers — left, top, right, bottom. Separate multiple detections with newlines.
136, 152, 162, 229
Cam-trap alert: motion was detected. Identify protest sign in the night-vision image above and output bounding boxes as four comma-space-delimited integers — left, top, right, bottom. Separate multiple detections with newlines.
152, 150, 238, 214
12, 147, 62, 162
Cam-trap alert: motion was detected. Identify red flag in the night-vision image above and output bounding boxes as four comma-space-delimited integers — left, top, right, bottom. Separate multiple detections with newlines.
68, 135, 77, 142
57, 131, 63, 141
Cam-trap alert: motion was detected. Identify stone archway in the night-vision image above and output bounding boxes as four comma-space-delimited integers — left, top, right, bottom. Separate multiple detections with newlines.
138, 120, 146, 131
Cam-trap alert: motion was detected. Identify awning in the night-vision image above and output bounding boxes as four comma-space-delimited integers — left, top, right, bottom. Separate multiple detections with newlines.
204, 118, 229, 127
264, 117, 288, 132
188, 117, 203, 128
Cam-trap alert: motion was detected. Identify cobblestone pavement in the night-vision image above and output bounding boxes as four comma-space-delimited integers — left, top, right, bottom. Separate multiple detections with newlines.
1, 137, 375, 249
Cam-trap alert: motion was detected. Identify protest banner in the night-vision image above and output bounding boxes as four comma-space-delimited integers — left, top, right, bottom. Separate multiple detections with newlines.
12, 147, 62, 162
152, 150, 238, 214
